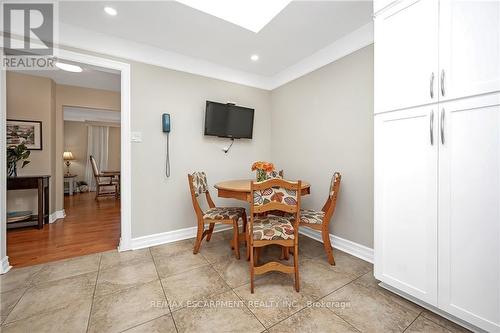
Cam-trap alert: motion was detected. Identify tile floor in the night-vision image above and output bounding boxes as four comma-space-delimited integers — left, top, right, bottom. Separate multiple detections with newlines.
0, 232, 471, 333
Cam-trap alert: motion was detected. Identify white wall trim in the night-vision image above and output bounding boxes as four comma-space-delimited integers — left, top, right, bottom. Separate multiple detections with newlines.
299, 227, 374, 264
49, 210, 66, 224
0, 256, 11, 274
131, 224, 233, 250
58, 22, 374, 91
269, 22, 374, 89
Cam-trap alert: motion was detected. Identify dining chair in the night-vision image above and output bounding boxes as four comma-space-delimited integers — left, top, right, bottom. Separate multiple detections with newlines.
188, 171, 247, 259
299, 172, 341, 265
90, 155, 120, 200
248, 178, 302, 293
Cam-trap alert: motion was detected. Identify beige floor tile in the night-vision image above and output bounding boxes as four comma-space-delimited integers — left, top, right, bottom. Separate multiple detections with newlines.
268, 305, 359, 333
199, 238, 241, 264
153, 250, 209, 278
95, 260, 159, 297
172, 290, 265, 333
234, 273, 317, 328
123, 315, 177, 333
1, 299, 92, 333
88, 280, 169, 333
0, 288, 26, 323
421, 310, 472, 333
207, 228, 237, 243
211, 256, 257, 288
150, 239, 194, 257
405, 315, 455, 333
100, 248, 152, 270
161, 265, 229, 311
0, 265, 43, 293
300, 257, 359, 299
329, 250, 373, 277
352, 272, 422, 313
31, 253, 100, 285
5, 271, 97, 323
298, 235, 328, 259
324, 281, 421, 333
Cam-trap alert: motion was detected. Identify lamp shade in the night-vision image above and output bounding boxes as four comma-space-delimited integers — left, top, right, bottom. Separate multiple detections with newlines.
63, 151, 75, 160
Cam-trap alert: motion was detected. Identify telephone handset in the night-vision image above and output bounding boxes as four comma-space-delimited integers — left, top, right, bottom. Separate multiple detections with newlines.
162, 114, 171, 177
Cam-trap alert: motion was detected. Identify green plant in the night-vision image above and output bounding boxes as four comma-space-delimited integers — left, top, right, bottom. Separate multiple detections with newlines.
7, 143, 31, 177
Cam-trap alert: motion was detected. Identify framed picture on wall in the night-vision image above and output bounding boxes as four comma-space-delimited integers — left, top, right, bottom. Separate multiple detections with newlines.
6, 119, 43, 150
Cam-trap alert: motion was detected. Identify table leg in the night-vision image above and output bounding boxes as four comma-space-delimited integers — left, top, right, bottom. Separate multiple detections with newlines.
37, 179, 44, 229
44, 181, 49, 224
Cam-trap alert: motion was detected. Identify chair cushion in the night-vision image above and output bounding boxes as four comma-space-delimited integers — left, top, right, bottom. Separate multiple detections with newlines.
300, 209, 324, 224
253, 215, 295, 240
203, 207, 245, 220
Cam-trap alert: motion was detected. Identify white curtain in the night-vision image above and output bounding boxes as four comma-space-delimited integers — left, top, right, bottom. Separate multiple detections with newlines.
85, 125, 109, 191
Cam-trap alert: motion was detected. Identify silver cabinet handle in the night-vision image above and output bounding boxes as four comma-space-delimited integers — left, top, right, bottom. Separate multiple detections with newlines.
430, 110, 434, 145
441, 69, 445, 97
440, 108, 445, 144
430, 72, 435, 99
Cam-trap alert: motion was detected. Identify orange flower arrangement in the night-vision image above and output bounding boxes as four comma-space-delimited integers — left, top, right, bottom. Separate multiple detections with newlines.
251, 161, 274, 172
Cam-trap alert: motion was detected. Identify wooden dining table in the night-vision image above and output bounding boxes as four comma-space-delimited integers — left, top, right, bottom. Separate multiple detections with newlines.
214, 179, 311, 202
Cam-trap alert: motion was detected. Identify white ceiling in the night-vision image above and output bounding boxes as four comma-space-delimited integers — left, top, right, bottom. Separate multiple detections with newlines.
59, 1, 373, 77
11, 61, 121, 92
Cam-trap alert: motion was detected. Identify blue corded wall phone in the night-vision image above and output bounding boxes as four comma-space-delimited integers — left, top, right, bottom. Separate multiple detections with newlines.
162, 113, 171, 177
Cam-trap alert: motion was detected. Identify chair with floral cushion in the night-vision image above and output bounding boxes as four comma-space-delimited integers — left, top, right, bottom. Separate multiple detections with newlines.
248, 178, 301, 293
299, 172, 341, 265
188, 172, 247, 259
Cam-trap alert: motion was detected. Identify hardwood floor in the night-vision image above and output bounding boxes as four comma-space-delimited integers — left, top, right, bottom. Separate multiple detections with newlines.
7, 192, 120, 267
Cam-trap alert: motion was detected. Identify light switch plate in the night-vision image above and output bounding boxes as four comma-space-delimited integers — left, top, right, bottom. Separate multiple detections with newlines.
131, 132, 142, 142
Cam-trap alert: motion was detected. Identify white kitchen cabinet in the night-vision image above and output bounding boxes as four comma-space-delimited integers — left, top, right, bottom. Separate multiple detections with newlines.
439, 0, 500, 101
438, 93, 500, 333
374, 0, 439, 113
374, 105, 438, 305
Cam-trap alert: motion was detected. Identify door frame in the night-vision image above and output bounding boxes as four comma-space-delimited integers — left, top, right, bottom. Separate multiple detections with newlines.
1, 49, 132, 273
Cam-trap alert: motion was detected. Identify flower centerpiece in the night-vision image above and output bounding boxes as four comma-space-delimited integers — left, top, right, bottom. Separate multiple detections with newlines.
251, 161, 274, 182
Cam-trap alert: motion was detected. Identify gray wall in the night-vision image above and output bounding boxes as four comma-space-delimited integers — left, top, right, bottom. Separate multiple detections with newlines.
130, 62, 272, 238
270, 45, 374, 247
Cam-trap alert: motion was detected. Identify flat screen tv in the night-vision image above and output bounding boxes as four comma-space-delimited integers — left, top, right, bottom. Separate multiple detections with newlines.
204, 101, 254, 139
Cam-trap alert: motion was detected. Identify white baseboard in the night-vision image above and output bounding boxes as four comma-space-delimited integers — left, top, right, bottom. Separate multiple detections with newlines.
0, 256, 11, 274
299, 227, 374, 264
49, 210, 66, 223
130, 224, 233, 250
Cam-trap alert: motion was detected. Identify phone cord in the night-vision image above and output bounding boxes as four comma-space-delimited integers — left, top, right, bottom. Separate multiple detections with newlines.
166, 133, 170, 177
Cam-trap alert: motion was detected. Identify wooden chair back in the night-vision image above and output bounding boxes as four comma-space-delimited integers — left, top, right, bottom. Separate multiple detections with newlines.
188, 172, 216, 220
322, 172, 342, 219
90, 155, 100, 177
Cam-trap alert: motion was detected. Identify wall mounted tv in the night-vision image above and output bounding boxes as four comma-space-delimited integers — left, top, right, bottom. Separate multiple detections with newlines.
204, 101, 254, 139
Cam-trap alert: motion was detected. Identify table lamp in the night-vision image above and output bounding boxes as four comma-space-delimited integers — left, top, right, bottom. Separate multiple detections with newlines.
63, 151, 75, 175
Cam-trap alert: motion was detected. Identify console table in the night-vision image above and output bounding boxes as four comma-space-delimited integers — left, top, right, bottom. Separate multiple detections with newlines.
7, 175, 50, 229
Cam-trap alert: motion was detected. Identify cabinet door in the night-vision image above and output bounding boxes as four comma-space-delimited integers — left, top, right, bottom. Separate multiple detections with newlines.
438, 93, 500, 333
374, 106, 438, 305
374, 0, 439, 113
439, 0, 500, 102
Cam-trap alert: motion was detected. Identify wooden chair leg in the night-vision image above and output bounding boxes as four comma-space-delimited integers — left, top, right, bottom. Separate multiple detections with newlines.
255, 247, 260, 266
95, 185, 99, 201
250, 242, 255, 293
294, 242, 300, 292
193, 222, 204, 254
322, 226, 335, 265
246, 223, 251, 261
242, 214, 248, 244
206, 223, 215, 242
233, 220, 240, 259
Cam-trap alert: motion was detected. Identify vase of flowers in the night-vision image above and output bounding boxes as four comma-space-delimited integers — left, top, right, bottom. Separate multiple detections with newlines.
7, 143, 31, 177
251, 161, 274, 182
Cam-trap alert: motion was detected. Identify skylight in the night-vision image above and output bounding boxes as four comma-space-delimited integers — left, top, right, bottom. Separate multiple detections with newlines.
176, 0, 292, 33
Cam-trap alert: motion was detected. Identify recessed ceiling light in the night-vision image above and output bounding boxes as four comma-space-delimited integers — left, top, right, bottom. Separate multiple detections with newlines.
55, 62, 83, 73
176, 0, 291, 33
250, 54, 259, 62
104, 6, 117, 16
